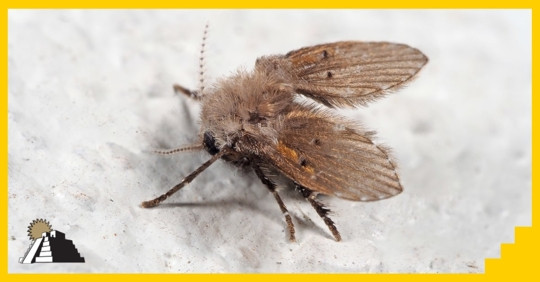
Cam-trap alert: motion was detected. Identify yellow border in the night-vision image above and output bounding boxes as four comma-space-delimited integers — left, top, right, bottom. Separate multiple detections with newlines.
0, 1, 538, 8
2, 1, 536, 280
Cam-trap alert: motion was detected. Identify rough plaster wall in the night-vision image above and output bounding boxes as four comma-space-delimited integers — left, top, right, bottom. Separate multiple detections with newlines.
8, 10, 531, 273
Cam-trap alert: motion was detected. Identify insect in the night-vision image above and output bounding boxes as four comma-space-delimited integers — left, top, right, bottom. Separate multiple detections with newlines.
142, 29, 428, 242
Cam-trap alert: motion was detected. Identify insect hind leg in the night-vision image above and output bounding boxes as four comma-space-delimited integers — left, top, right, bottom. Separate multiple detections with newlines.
253, 166, 296, 242
296, 184, 342, 241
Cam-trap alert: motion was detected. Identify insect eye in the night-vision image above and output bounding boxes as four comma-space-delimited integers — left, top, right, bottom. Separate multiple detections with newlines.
203, 131, 220, 155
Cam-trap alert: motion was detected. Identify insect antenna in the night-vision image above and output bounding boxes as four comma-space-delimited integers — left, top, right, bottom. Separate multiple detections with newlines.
198, 22, 209, 96
141, 147, 228, 208
172, 23, 209, 100
152, 144, 204, 155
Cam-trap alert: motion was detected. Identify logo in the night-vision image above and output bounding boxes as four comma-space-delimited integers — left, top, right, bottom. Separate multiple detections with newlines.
19, 219, 85, 264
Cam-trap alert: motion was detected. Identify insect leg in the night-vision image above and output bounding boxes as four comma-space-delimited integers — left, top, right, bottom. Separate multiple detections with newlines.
141, 148, 227, 208
173, 84, 202, 101
253, 166, 296, 242
296, 184, 342, 241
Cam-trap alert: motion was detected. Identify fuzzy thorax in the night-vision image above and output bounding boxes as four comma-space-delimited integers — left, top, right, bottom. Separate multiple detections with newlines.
200, 70, 294, 153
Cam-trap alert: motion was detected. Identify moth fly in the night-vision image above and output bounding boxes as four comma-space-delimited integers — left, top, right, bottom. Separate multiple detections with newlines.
142, 26, 428, 242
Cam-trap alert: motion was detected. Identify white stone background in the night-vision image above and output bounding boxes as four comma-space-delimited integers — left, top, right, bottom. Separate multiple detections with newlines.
8, 10, 531, 273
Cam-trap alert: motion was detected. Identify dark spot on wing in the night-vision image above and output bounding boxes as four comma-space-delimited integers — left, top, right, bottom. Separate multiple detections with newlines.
322, 50, 329, 59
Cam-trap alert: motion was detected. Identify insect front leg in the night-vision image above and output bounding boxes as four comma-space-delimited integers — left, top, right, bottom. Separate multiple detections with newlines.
173, 84, 202, 101
252, 166, 296, 242
141, 149, 226, 208
296, 184, 342, 242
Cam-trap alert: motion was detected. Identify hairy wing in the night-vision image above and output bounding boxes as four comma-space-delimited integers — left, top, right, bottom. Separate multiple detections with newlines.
257, 41, 428, 107
262, 105, 402, 201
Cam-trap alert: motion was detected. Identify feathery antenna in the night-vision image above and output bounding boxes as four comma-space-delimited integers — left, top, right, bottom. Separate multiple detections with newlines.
198, 22, 209, 96
172, 23, 210, 100
153, 144, 204, 155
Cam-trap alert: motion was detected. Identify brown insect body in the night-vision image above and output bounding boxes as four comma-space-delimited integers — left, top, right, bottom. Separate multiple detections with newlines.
143, 40, 428, 242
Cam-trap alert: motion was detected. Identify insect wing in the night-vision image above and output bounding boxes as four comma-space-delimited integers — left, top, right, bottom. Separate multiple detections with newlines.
264, 106, 403, 201
258, 41, 427, 107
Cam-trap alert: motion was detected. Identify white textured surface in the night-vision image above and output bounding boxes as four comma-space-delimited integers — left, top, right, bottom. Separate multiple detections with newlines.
8, 10, 531, 273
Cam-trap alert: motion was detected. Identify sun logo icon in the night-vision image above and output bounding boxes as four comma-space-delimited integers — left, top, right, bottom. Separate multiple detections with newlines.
27, 219, 52, 240
19, 218, 85, 264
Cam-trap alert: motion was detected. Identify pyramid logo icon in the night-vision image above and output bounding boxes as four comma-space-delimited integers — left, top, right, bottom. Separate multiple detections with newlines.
19, 219, 85, 264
